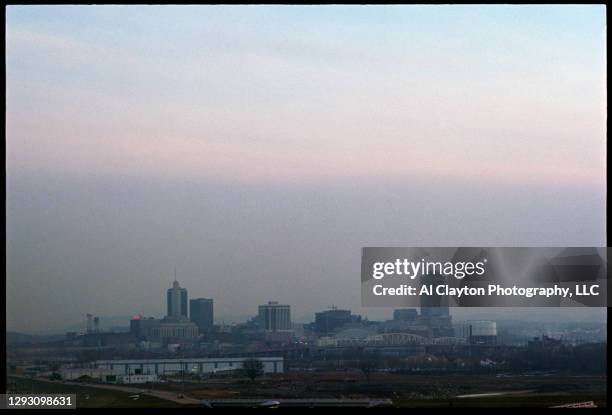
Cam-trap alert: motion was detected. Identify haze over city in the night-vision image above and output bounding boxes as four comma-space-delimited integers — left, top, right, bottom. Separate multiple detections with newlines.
6, 5, 606, 333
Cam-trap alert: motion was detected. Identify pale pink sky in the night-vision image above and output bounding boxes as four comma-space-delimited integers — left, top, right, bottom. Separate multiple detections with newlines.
6, 5, 607, 187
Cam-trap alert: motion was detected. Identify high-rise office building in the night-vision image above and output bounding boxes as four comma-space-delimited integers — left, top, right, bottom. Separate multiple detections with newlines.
258, 301, 291, 332
393, 308, 419, 322
314, 308, 361, 336
420, 282, 453, 337
167, 280, 188, 319
190, 298, 214, 333
420, 281, 450, 320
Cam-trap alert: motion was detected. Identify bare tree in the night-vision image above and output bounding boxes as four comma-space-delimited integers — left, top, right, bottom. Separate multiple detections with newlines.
359, 359, 376, 381
242, 358, 264, 381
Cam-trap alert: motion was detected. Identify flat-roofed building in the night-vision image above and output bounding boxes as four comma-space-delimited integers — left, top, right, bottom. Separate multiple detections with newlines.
314, 308, 361, 336
129, 315, 198, 344
258, 302, 291, 332
94, 357, 284, 376
190, 298, 214, 333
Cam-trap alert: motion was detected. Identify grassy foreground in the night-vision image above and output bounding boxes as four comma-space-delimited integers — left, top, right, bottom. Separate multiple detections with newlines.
7, 376, 186, 408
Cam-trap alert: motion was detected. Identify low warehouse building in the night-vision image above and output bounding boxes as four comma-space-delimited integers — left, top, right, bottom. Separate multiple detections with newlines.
94, 357, 283, 376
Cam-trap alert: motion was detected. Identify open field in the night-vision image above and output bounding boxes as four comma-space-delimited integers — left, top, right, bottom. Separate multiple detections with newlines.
166, 371, 607, 401
7, 371, 606, 408
7, 376, 190, 408
394, 393, 607, 408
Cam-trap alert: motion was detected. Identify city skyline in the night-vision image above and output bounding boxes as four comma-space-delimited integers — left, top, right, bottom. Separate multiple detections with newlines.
12, 276, 606, 336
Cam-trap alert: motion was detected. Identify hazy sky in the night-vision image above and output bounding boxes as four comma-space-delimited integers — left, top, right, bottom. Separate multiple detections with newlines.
6, 5, 607, 333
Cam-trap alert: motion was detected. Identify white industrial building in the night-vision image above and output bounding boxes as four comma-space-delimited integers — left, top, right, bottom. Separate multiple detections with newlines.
94, 357, 284, 376
120, 374, 159, 384
59, 367, 159, 384
60, 367, 115, 381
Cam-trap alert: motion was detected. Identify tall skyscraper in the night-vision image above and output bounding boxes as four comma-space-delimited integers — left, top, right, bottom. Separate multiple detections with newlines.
167, 280, 188, 319
420, 281, 453, 337
420, 286, 449, 320
258, 301, 291, 332
190, 298, 214, 333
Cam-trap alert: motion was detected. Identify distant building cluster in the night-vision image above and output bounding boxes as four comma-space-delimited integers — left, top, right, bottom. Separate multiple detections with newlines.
129, 280, 202, 346
314, 303, 465, 348
12, 274, 608, 389
10, 276, 605, 390
63, 277, 499, 354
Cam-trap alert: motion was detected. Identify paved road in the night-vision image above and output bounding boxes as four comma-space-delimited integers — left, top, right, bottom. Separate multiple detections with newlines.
200, 398, 394, 408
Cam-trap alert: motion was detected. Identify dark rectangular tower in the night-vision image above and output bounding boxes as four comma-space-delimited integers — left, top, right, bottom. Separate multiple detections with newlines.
189, 298, 214, 333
